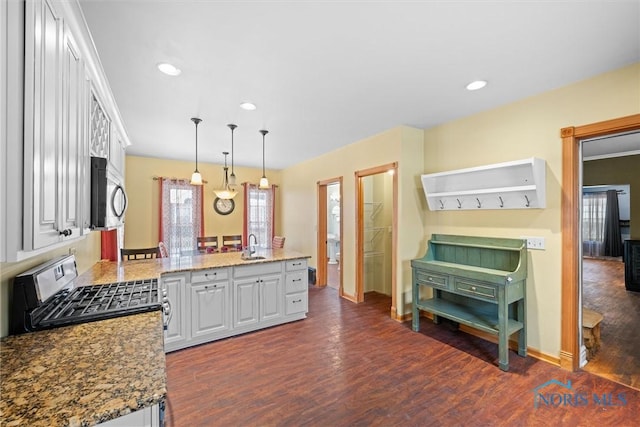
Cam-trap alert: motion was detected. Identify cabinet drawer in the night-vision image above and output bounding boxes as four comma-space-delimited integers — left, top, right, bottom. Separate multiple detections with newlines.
286, 271, 307, 293
286, 259, 307, 272
453, 278, 497, 301
234, 261, 282, 278
415, 270, 448, 290
191, 268, 229, 283
285, 293, 308, 315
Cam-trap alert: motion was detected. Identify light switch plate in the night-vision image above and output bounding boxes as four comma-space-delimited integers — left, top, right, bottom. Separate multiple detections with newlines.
522, 236, 545, 250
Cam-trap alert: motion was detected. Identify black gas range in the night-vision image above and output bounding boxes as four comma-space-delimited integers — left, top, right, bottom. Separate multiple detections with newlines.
10, 255, 165, 335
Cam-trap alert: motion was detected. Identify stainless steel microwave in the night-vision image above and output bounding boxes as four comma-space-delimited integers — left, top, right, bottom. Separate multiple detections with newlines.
90, 157, 127, 229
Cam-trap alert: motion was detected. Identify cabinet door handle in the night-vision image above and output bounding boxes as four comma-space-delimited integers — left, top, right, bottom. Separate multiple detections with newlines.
58, 229, 72, 237
293, 299, 302, 303
293, 278, 301, 282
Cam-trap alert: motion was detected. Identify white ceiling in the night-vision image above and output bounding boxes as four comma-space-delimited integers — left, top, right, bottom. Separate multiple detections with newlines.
78, 0, 640, 170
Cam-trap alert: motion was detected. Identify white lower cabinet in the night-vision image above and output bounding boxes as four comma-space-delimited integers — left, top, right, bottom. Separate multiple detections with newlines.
98, 403, 160, 427
162, 273, 188, 352
233, 273, 283, 328
162, 259, 307, 353
233, 261, 283, 329
233, 277, 259, 328
190, 268, 230, 341
285, 259, 309, 315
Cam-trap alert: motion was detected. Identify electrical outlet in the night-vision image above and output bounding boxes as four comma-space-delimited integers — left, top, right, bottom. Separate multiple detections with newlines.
522, 236, 545, 250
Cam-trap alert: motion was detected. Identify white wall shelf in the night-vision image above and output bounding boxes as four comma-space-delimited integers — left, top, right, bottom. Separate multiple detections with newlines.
421, 157, 546, 211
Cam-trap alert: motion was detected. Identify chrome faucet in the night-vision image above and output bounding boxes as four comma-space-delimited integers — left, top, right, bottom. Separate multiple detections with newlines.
248, 234, 258, 254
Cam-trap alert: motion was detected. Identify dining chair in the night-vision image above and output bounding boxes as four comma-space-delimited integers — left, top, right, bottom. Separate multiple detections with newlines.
222, 235, 243, 252
272, 236, 286, 248
121, 247, 161, 260
197, 236, 219, 252
158, 241, 169, 258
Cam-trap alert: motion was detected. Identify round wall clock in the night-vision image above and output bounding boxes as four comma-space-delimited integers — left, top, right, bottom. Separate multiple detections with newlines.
213, 197, 235, 215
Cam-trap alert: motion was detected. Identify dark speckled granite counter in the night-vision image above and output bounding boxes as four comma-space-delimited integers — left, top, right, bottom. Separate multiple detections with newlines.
0, 312, 166, 427
0, 248, 309, 426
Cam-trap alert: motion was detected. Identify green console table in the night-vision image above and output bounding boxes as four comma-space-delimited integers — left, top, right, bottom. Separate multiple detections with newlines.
411, 234, 527, 371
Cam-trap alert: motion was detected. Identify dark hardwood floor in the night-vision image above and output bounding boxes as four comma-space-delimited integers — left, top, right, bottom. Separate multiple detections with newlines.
165, 286, 640, 426
582, 257, 640, 390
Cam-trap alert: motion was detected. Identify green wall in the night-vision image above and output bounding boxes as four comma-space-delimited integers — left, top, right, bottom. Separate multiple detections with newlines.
583, 154, 640, 239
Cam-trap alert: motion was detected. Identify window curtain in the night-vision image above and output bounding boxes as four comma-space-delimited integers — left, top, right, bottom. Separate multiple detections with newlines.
159, 178, 204, 256
603, 189, 623, 257
582, 192, 607, 257
582, 190, 623, 257
242, 183, 276, 248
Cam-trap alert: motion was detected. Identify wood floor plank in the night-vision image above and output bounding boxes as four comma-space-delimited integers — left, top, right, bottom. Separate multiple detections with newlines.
583, 257, 640, 389
165, 286, 640, 426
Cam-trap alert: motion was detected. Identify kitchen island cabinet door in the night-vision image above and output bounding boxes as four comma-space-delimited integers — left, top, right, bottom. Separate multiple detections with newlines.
260, 273, 283, 322
191, 279, 230, 340
162, 273, 188, 352
233, 278, 260, 328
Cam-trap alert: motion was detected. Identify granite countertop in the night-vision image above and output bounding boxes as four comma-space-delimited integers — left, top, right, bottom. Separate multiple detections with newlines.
0, 312, 166, 427
75, 247, 311, 285
0, 248, 309, 426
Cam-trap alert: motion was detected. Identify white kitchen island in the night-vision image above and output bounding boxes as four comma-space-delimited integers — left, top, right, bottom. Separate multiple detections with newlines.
74, 248, 311, 353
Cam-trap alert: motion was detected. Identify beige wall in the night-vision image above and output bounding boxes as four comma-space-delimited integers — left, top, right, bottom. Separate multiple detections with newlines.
0, 232, 101, 337
280, 125, 424, 305
124, 155, 282, 249
422, 63, 640, 359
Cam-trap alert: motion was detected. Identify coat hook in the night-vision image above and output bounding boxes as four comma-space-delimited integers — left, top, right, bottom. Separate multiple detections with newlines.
499, 196, 504, 208
439, 200, 444, 210
524, 195, 530, 207
476, 197, 481, 208
456, 198, 462, 209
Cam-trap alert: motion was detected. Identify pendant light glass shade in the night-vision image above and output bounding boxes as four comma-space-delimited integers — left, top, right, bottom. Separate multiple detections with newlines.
227, 124, 237, 185
214, 152, 237, 199
190, 117, 203, 185
259, 129, 269, 189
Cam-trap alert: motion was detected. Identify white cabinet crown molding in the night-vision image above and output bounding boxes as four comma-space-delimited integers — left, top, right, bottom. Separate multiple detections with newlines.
421, 157, 546, 211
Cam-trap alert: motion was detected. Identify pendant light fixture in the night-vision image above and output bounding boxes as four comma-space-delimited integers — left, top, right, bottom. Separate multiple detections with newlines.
259, 129, 269, 189
214, 152, 237, 199
190, 117, 203, 185
227, 124, 237, 185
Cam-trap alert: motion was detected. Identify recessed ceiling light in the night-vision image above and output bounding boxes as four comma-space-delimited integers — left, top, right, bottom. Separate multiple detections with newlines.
157, 62, 181, 76
466, 80, 487, 91
240, 102, 257, 111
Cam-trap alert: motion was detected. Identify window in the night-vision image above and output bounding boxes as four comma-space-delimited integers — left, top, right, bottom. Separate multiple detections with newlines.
243, 183, 275, 248
159, 178, 203, 256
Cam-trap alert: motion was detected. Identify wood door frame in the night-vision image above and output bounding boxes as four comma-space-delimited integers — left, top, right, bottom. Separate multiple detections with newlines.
560, 113, 640, 370
317, 177, 343, 295
355, 162, 398, 316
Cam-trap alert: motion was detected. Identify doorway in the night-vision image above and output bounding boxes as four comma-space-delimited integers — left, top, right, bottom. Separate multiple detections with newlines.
560, 113, 640, 373
355, 162, 397, 317
581, 136, 640, 389
317, 177, 343, 295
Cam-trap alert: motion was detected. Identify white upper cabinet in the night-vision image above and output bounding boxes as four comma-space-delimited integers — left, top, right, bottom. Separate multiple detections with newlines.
4, 0, 131, 259
421, 157, 546, 211
23, 0, 66, 250
60, 25, 84, 239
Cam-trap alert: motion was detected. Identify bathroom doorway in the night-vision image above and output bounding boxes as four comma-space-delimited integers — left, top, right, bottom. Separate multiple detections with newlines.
317, 177, 343, 294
